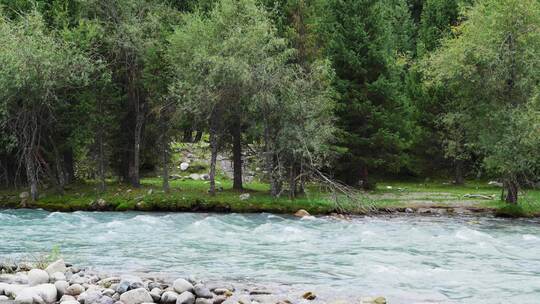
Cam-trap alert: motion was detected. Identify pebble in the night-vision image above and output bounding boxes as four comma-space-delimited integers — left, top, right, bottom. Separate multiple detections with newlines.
193, 284, 212, 299
175, 291, 195, 304
66, 284, 85, 296
119, 288, 153, 304
55, 280, 69, 296
172, 279, 193, 294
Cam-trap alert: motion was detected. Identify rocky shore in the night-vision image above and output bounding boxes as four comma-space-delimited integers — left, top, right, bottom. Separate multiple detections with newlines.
0, 260, 386, 304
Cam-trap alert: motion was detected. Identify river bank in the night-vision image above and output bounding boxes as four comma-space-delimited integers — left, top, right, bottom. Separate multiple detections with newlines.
0, 179, 538, 217
0, 259, 387, 304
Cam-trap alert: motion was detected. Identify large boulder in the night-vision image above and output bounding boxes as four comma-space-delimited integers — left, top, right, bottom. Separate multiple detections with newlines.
28, 270, 49, 287
3, 284, 28, 298
119, 288, 152, 304
54, 281, 69, 296
172, 280, 193, 294
45, 260, 66, 276
15, 284, 57, 304
175, 292, 194, 304
50, 272, 66, 282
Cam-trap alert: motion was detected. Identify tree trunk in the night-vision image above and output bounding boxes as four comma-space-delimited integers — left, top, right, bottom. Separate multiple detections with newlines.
504, 179, 519, 204
97, 127, 106, 193
161, 116, 170, 193
454, 159, 464, 185
63, 149, 75, 184
25, 151, 38, 201
194, 130, 203, 142
209, 130, 218, 196
360, 166, 370, 190
288, 163, 296, 199
129, 109, 144, 188
183, 128, 193, 143
232, 120, 243, 191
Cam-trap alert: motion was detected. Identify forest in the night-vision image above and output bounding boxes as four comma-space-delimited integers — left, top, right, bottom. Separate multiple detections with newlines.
0, 0, 539, 207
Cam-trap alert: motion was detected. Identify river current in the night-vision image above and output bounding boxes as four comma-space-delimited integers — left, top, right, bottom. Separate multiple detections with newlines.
1, 210, 539, 303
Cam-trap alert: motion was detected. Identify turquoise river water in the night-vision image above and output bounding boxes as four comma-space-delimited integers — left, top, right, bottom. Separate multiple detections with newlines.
0, 209, 539, 303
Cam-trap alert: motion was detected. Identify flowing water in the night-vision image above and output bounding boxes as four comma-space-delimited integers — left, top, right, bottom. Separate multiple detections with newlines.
1, 209, 540, 303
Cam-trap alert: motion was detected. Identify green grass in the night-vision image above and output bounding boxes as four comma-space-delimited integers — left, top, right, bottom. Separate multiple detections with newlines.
1, 178, 539, 217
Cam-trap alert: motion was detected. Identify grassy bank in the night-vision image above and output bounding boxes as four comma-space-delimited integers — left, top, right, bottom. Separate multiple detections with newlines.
1, 178, 539, 217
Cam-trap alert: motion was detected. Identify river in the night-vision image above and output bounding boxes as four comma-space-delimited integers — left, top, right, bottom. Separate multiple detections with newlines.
1, 210, 539, 303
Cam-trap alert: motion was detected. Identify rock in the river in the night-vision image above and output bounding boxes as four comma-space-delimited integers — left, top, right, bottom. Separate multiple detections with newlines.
66, 284, 85, 296
302, 292, 316, 300
294, 209, 310, 217
160, 291, 178, 304
45, 259, 66, 276
360, 296, 386, 304
193, 285, 211, 299
238, 193, 250, 201
28, 270, 50, 287
119, 289, 153, 304
172, 280, 193, 294
55, 280, 69, 296
175, 292, 194, 304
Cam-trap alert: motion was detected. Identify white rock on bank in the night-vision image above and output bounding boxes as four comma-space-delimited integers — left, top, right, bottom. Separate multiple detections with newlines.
3, 284, 28, 298
180, 163, 189, 171
50, 272, 66, 282
55, 280, 69, 296
160, 291, 178, 304
172, 279, 193, 294
59, 295, 77, 302
119, 288, 153, 304
16, 284, 57, 304
45, 259, 66, 276
28, 269, 50, 287
175, 291, 194, 304
66, 284, 85, 296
